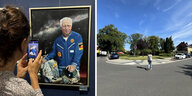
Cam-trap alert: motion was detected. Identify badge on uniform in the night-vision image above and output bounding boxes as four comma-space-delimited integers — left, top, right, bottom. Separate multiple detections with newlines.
70, 39, 74, 43
52, 63, 58, 71
57, 52, 62, 57
78, 42, 83, 50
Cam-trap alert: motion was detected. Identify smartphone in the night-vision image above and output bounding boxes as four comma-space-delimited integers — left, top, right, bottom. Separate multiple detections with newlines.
28, 40, 39, 59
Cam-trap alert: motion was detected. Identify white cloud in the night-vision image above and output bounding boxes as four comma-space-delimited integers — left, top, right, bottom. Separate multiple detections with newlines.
187, 40, 192, 45
139, 20, 144, 26
171, 0, 192, 22
162, 0, 181, 12
172, 26, 192, 40
153, 0, 161, 9
72, 13, 88, 23
138, 0, 151, 6
153, 0, 162, 11
120, 0, 127, 5
143, 28, 148, 36
151, 0, 192, 47
162, 0, 192, 40
171, 20, 192, 47
34, 20, 60, 37
34, 13, 88, 37
187, 12, 192, 17
115, 12, 120, 18
183, 22, 192, 29
153, 0, 161, 7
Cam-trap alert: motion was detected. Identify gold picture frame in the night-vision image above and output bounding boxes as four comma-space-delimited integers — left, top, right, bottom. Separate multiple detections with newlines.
29, 5, 91, 88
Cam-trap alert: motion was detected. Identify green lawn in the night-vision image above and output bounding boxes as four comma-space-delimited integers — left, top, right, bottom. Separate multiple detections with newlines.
119, 55, 172, 60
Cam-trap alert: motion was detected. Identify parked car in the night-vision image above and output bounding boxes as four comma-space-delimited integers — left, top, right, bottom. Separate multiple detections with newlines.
117, 52, 124, 54
184, 53, 191, 58
109, 52, 119, 59
100, 51, 107, 56
174, 53, 186, 59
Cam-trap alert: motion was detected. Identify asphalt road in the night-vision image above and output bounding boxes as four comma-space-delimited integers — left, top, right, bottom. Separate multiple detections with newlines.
98, 57, 192, 96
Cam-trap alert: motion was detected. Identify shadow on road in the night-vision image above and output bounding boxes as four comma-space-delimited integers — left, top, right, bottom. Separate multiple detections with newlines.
156, 57, 165, 59
178, 65, 192, 78
97, 55, 107, 57
136, 66, 148, 71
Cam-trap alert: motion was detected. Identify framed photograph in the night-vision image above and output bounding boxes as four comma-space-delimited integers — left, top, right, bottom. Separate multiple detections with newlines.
29, 6, 91, 87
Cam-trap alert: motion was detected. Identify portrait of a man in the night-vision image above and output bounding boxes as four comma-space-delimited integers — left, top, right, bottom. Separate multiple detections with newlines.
44, 17, 83, 83
30, 6, 91, 86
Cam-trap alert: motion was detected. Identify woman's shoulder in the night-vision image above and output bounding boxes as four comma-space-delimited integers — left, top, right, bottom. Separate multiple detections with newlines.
0, 71, 37, 96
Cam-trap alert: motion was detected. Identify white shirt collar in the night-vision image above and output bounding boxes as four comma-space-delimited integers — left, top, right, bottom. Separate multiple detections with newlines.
62, 31, 72, 41
63, 35, 68, 41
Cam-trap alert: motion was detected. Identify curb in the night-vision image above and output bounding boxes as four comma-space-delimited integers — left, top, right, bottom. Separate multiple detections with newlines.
106, 57, 192, 66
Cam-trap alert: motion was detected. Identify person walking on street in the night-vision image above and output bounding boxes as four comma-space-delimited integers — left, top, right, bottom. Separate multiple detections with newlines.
147, 53, 152, 70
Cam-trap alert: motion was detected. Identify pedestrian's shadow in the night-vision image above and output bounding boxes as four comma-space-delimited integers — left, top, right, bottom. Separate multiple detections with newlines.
178, 65, 192, 78
136, 66, 148, 71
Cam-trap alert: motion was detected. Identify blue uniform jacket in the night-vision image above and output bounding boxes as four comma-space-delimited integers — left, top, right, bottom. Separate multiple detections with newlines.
45, 31, 83, 72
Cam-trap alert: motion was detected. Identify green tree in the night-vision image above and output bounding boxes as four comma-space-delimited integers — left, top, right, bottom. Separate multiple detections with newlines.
143, 49, 152, 55
159, 38, 165, 50
127, 33, 143, 50
97, 24, 127, 52
164, 36, 175, 53
147, 36, 159, 55
137, 39, 148, 56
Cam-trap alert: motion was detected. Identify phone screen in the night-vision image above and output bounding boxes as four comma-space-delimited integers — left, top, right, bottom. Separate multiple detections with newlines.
28, 40, 39, 59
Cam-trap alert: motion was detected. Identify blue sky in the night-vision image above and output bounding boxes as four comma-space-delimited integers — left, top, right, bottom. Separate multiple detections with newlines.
98, 0, 192, 51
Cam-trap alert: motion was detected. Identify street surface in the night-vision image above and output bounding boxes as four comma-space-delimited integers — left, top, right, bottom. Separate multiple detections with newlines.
98, 57, 192, 96
106, 58, 175, 65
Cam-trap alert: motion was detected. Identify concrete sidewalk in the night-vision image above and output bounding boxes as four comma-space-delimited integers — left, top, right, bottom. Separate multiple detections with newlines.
106, 57, 189, 65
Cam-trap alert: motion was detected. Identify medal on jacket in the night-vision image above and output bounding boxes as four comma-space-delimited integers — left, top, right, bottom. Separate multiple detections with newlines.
57, 52, 62, 57
70, 39, 74, 43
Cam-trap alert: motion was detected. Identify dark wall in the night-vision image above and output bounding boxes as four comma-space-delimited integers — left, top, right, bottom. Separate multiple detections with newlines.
0, 0, 95, 96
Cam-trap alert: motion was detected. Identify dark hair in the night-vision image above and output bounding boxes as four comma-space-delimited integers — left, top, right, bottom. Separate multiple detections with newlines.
0, 6, 30, 66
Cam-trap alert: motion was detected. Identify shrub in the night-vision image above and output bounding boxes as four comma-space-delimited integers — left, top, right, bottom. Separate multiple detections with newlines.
153, 49, 160, 55
136, 50, 141, 55
143, 49, 152, 55
159, 53, 172, 57
119, 54, 128, 56
125, 51, 130, 55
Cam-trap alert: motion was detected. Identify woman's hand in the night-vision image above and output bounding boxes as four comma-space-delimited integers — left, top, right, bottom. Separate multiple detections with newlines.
17, 53, 28, 78
28, 50, 43, 90
28, 50, 43, 76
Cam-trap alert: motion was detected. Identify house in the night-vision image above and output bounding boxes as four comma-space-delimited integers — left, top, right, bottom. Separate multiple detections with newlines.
187, 44, 192, 54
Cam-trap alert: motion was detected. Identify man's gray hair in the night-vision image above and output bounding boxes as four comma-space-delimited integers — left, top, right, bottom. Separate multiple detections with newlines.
60, 17, 72, 27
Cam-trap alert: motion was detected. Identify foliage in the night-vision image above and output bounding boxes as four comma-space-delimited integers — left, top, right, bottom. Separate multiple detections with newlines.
127, 33, 143, 50
125, 51, 130, 55
159, 37, 175, 53
127, 33, 175, 56
136, 49, 141, 55
164, 36, 175, 53
137, 39, 148, 55
97, 24, 127, 52
159, 38, 165, 50
118, 54, 128, 56
176, 42, 188, 51
143, 49, 152, 55
147, 36, 159, 55
137, 39, 148, 50
159, 53, 172, 57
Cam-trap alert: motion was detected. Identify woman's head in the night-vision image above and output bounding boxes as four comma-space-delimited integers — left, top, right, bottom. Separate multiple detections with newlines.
0, 6, 30, 67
